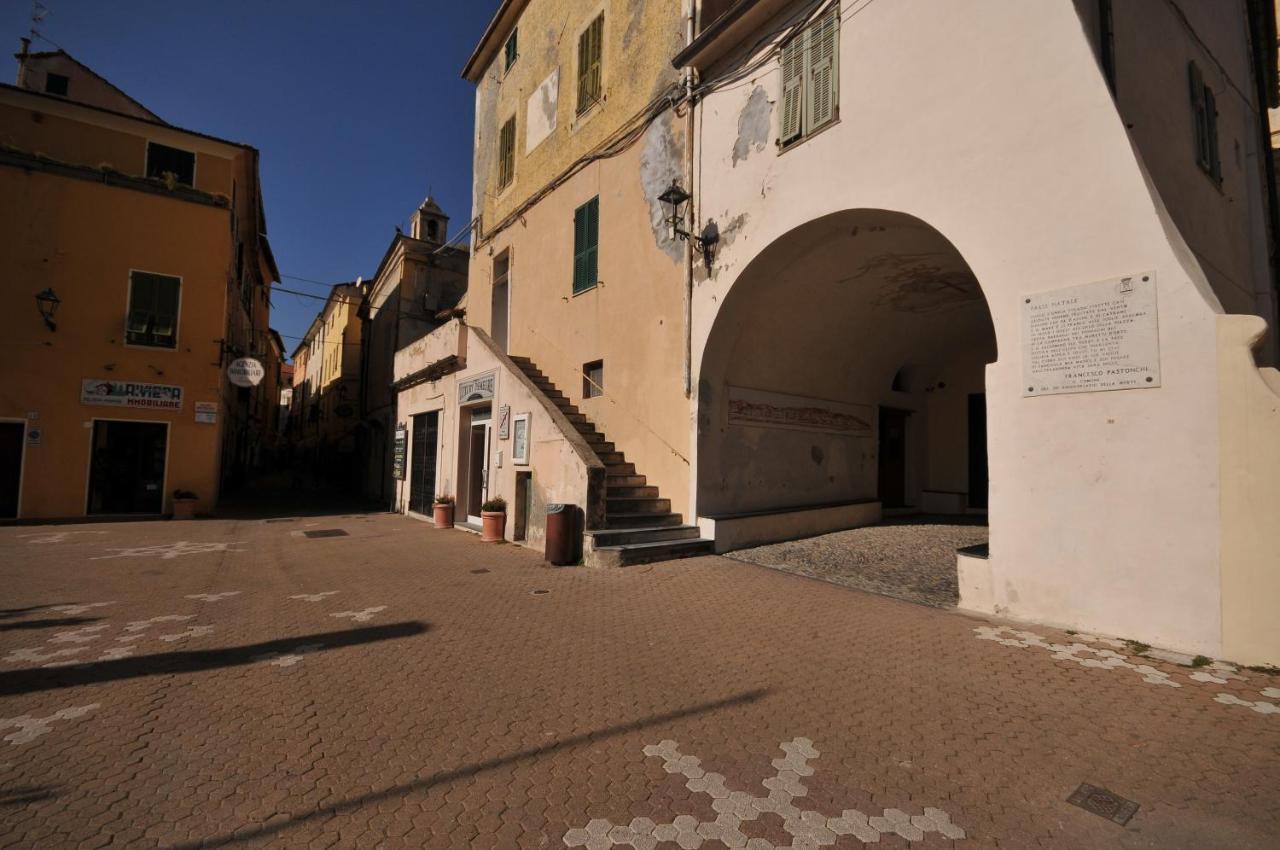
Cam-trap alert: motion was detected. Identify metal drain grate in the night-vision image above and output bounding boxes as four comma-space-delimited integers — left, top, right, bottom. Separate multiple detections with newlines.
1068, 784, 1138, 826
303, 529, 349, 539
531, 589, 549, 595
470, 568, 491, 574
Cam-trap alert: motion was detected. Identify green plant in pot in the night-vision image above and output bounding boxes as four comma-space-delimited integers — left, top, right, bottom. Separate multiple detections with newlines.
172, 489, 198, 521
432, 494, 455, 529
480, 496, 507, 542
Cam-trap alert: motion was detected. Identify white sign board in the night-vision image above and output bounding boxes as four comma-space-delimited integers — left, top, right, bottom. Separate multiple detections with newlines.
526, 67, 559, 153
81, 379, 183, 411
228, 358, 265, 388
195, 402, 218, 424
1022, 273, 1161, 397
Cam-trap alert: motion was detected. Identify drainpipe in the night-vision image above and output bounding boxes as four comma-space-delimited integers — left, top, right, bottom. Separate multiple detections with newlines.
682, 0, 696, 398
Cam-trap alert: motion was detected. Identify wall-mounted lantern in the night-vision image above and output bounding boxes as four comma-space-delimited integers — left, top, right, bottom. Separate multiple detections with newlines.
658, 180, 718, 264
35, 288, 60, 331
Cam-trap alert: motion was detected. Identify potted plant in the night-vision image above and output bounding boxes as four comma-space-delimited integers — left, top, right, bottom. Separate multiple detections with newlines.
432, 494, 455, 529
172, 489, 198, 520
480, 496, 507, 542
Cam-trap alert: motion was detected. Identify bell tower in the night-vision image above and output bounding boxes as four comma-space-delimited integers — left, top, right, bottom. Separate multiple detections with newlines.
412, 196, 449, 245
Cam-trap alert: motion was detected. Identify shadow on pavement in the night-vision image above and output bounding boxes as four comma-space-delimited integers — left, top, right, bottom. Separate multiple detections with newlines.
0, 622, 428, 697
0, 605, 73, 622
0, 617, 101, 632
166, 687, 771, 850
214, 481, 387, 522
0, 786, 58, 807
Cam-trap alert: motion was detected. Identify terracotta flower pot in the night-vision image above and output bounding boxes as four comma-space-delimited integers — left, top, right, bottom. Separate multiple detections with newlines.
433, 503, 455, 528
172, 499, 197, 520
481, 510, 507, 542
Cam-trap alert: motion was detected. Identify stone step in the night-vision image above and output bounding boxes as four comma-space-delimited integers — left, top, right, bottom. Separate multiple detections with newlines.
597, 451, 626, 464
606, 473, 647, 487
604, 512, 684, 529
587, 525, 701, 547
591, 537, 716, 568
605, 461, 636, 476
607, 497, 671, 514
607, 485, 658, 498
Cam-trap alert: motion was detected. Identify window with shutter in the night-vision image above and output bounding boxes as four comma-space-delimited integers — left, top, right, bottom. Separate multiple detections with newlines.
806, 9, 838, 132
126, 271, 180, 348
572, 197, 600, 294
577, 14, 604, 114
1188, 61, 1221, 183
498, 117, 516, 189
779, 5, 839, 148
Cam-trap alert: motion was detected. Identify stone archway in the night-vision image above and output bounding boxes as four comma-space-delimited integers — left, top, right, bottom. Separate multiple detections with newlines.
695, 209, 997, 594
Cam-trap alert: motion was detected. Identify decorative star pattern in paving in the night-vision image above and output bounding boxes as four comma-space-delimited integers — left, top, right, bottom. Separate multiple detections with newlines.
3, 647, 87, 667
48, 625, 110, 644
0, 704, 99, 745
19, 530, 107, 544
47, 602, 116, 616
91, 541, 244, 560
288, 592, 340, 603
564, 738, 964, 849
158, 625, 215, 643
184, 592, 242, 602
331, 606, 386, 623
252, 644, 323, 668
123, 615, 196, 633
974, 625, 1181, 687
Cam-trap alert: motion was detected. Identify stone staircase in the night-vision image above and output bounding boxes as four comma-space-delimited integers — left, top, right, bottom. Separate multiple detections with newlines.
508, 356, 714, 566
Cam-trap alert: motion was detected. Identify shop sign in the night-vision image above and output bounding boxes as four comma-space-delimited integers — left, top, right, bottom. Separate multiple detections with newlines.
81, 379, 183, 411
228, 357, 265, 388
195, 402, 218, 424
459, 371, 496, 404
392, 424, 407, 480
498, 404, 511, 439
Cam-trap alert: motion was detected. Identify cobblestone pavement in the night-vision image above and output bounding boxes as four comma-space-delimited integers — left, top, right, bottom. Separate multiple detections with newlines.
0, 512, 1277, 849
727, 517, 989, 608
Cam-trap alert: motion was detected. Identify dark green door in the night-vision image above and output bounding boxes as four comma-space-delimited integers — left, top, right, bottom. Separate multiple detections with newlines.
87, 421, 167, 514
0, 422, 23, 519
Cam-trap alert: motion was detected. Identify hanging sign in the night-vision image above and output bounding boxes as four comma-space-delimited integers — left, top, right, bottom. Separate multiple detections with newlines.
228, 358, 265, 387
81, 379, 183, 411
392, 424, 408, 480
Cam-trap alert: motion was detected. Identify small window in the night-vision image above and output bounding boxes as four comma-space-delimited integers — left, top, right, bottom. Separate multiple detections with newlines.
1098, 0, 1117, 95
498, 117, 516, 189
1188, 61, 1221, 183
572, 196, 599, 294
779, 7, 839, 146
577, 14, 604, 114
504, 28, 519, 72
427, 219, 439, 240
44, 72, 69, 96
583, 360, 604, 398
126, 272, 180, 348
146, 142, 195, 187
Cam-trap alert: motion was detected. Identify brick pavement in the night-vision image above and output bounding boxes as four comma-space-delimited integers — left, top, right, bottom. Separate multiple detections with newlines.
0, 513, 1277, 849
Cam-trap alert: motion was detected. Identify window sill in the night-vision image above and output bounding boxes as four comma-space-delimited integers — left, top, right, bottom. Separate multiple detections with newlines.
571, 98, 605, 134
571, 283, 599, 298
124, 341, 179, 352
777, 115, 841, 156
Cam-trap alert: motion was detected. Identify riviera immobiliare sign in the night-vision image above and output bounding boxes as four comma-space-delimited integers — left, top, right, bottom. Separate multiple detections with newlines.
80, 379, 183, 411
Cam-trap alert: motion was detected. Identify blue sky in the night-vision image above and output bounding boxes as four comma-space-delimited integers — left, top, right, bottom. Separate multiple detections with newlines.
4, 0, 501, 354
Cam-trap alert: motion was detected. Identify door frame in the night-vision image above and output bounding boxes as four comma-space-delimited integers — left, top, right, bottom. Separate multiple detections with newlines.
0, 417, 28, 520
84, 417, 171, 516
465, 416, 493, 525
408, 409, 441, 516
877, 405, 913, 510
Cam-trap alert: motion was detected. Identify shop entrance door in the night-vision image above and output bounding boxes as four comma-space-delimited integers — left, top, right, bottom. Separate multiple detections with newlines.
409, 412, 438, 515
87, 420, 167, 514
0, 422, 23, 519
465, 407, 492, 524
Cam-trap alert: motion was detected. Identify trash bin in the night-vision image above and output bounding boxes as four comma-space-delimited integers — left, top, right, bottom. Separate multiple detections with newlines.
544, 503, 578, 565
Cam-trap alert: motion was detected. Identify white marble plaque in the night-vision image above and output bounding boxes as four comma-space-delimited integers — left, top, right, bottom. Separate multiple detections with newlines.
1021, 272, 1160, 397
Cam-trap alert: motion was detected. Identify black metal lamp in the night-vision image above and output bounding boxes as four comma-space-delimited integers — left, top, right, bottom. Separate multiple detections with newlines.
35, 288, 60, 331
658, 180, 717, 262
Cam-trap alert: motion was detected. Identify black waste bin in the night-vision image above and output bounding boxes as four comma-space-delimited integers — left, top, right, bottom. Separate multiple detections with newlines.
544, 503, 579, 565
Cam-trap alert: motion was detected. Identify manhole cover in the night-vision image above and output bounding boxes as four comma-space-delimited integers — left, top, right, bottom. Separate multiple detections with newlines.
303, 529, 349, 539
532, 589, 549, 595
1068, 783, 1138, 826
470, 568, 491, 574
265, 518, 296, 524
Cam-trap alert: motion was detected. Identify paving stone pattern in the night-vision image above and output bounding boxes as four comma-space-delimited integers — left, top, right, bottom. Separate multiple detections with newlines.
727, 517, 989, 608
0, 513, 1277, 848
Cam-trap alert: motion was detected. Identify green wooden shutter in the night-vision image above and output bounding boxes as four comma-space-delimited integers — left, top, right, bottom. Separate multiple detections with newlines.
1204, 86, 1221, 181
572, 197, 599, 294
805, 8, 838, 132
127, 273, 154, 336
498, 118, 515, 188
578, 15, 603, 113
779, 35, 804, 143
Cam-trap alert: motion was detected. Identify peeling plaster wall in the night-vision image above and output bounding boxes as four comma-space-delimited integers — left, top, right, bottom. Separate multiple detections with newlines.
686, 0, 1280, 657
732, 86, 771, 166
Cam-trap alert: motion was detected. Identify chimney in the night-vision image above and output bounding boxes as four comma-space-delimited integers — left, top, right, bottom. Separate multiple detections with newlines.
16, 37, 30, 87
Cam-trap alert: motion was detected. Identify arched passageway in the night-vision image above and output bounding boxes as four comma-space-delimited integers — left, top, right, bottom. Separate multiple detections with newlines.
697, 209, 996, 559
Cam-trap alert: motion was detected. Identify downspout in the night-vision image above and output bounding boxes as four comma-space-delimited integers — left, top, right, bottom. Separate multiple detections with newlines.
682, 0, 696, 398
